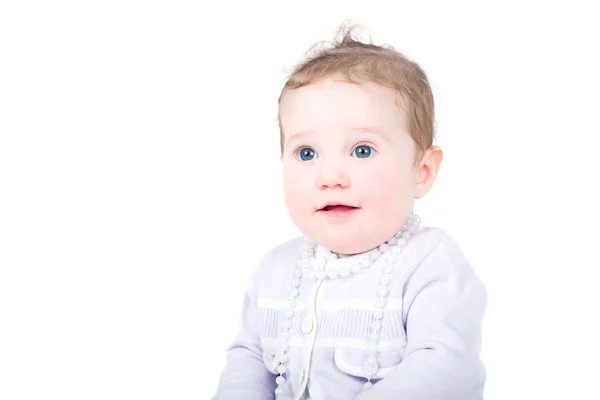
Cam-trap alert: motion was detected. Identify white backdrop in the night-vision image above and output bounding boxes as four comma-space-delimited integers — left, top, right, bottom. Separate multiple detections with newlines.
1, 1, 599, 399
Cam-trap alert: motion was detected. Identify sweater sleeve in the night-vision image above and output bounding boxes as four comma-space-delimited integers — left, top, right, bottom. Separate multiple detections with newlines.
211, 257, 276, 400
357, 237, 487, 400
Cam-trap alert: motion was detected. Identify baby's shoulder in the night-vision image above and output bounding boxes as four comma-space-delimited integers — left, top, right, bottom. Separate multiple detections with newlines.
411, 225, 467, 255
400, 225, 483, 288
250, 235, 305, 280
400, 225, 476, 276
406, 225, 454, 259
261, 235, 305, 264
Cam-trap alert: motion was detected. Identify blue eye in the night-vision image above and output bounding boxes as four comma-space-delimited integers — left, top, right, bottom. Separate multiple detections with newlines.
353, 145, 373, 158
297, 147, 317, 161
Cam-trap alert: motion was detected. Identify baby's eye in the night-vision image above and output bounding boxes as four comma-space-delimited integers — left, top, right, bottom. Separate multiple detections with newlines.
297, 147, 318, 161
352, 145, 373, 158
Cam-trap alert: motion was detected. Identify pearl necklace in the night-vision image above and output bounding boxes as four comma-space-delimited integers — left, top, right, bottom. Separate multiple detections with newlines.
274, 213, 421, 398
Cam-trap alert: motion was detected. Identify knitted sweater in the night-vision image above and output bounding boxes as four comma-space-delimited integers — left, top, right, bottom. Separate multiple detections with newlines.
212, 226, 487, 400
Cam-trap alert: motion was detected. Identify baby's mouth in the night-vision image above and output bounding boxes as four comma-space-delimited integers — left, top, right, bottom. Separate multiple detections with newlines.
319, 205, 359, 212
316, 204, 361, 217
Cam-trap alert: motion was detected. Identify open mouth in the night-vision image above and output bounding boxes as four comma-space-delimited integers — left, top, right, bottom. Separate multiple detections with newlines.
317, 204, 360, 216
319, 204, 359, 211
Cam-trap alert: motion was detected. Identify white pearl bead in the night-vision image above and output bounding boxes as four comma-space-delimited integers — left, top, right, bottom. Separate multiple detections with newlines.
380, 276, 391, 286
402, 232, 411, 240
275, 387, 284, 397
289, 288, 299, 297
276, 376, 285, 385
364, 381, 373, 389
277, 364, 287, 374
378, 288, 388, 297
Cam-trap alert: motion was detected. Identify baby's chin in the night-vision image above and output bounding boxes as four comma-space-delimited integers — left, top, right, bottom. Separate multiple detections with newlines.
310, 233, 384, 257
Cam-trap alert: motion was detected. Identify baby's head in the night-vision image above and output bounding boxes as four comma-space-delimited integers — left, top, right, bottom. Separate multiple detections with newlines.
278, 24, 443, 255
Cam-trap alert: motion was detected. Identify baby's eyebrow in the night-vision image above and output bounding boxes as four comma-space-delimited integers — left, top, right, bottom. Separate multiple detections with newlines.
350, 127, 391, 142
351, 126, 382, 134
285, 127, 391, 147
285, 131, 313, 147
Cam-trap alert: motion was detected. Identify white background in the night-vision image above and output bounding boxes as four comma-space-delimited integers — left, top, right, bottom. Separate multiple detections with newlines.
1, 1, 599, 399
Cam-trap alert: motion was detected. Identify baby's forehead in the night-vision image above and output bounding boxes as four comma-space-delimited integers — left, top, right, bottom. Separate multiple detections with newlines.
281, 79, 405, 116
282, 77, 400, 102
280, 98, 407, 136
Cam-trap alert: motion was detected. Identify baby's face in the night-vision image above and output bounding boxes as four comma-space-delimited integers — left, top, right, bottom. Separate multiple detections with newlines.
279, 77, 419, 255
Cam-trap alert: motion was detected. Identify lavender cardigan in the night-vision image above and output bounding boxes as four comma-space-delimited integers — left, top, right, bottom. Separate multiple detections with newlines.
212, 226, 487, 400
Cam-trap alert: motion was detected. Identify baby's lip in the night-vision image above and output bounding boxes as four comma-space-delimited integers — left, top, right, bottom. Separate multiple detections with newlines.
316, 203, 360, 212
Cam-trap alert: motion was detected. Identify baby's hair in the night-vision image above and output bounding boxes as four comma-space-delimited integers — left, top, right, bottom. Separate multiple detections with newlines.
278, 22, 435, 168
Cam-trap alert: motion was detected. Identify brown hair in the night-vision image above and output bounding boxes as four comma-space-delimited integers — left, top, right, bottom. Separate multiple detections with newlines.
278, 23, 435, 168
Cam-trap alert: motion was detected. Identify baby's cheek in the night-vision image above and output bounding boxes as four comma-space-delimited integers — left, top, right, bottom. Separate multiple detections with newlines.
359, 170, 411, 214
359, 169, 401, 197
283, 169, 311, 212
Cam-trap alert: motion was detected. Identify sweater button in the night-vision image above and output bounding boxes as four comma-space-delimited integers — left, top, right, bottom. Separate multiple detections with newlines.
301, 317, 314, 333
363, 358, 379, 376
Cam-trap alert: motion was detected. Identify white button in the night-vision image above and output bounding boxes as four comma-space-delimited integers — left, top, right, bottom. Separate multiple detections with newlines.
363, 359, 379, 376
299, 368, 305, 384
301, 317, 314, 333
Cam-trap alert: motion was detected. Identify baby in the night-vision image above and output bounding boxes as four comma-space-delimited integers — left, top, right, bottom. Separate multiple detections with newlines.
212, 25, 487, 400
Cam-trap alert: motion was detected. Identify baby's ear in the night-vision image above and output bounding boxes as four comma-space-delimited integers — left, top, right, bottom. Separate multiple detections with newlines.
415, 146, 443, 199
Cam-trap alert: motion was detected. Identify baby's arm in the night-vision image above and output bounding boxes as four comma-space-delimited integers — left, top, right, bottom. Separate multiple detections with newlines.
357, 237, 487, 400
211, 259, 275, 400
